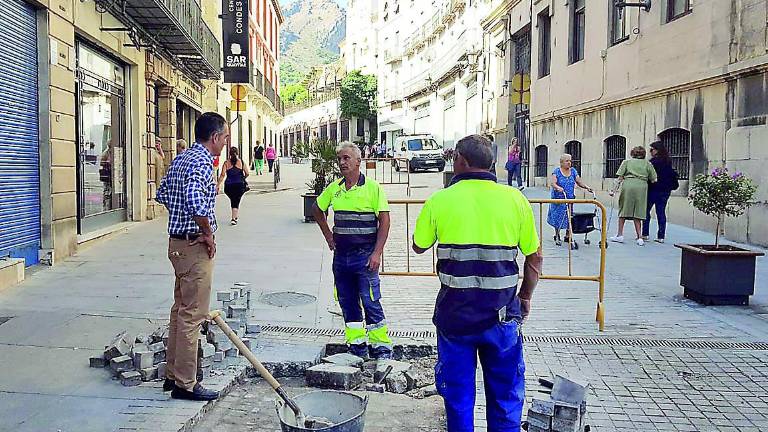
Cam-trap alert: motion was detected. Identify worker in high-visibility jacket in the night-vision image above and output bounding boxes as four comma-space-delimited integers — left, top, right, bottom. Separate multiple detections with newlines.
312, 141, 393, 360
413, 134, 543, 431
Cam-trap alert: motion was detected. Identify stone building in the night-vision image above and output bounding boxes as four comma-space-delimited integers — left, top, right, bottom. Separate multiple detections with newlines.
482, 0, 768, 246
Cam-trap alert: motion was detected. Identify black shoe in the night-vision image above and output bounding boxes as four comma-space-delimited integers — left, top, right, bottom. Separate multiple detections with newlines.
163, 379, 177, 392
349, 343, 369, 359
171, 383, 219, 401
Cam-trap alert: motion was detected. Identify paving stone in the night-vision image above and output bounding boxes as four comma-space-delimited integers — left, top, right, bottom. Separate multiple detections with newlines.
104, 331, 133, 361
527, 411, 552, 430
214, 337, 233, 353
217, 291, 235, 302
198, 342, 216, 359
404, 368, 434, 390
531, 398, 556, 416
423, 384, 439, 397
385, 373, 409, 394
554, 403, 580, 421
133, 350, 154, 370
306, 363, 363, 390
109, 355, 133, 375
213, 351, 225, 362
552, 375, 589, 405
156, 361, 167, 380
241, 338, 253, 353
139, 367, 158, 382
552, 416, 580, 432
89, 355, 107, 368
148, 342, 165, 353
321, 353, 364, 368
120, 371, 142, 387
226, 347, 240, 358
153, 349, 166, 365
374, 359, 411, 382
246, 322, 262, 334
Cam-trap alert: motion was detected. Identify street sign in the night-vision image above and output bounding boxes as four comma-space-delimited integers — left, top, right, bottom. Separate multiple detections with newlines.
230, 100, 247, 112
230, 84, 248, 100
222, 0, 252, 84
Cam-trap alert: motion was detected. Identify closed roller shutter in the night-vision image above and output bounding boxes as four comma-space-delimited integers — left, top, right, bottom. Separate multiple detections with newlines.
0, 0, 40, 266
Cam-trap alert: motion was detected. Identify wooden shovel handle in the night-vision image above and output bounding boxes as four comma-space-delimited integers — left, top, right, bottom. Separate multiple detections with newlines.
206, 310, 282, 390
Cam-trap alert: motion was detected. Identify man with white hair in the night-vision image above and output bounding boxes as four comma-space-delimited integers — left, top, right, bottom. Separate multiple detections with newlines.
311, 142, 394, 359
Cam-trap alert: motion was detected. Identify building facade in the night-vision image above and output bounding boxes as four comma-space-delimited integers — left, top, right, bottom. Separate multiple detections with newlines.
480, 0, 768, 246
370, 0, 492, 150
0, 0, 286, 289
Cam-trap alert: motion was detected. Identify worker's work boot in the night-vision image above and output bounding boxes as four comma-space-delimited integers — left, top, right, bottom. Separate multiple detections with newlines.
348, 343, 369, 359
370, 346, 393, 360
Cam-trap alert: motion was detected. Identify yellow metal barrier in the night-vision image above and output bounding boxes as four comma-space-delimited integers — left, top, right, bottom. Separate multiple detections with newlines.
362, 158, 411, 196
379, 198, 608, 331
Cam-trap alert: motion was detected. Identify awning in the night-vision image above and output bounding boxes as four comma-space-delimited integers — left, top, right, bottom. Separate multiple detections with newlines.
379, 120, 405, 133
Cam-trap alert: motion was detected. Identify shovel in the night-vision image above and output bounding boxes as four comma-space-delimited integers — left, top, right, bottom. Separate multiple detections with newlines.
207, 310, 306, 426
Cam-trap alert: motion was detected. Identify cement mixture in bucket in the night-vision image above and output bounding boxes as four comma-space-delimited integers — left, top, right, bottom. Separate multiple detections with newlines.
277, 390, 368, 432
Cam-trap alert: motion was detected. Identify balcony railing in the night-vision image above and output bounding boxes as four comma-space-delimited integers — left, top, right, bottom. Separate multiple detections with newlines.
98, 0, 221, 81
284, 88, 341, 115
403, 0, 466, 57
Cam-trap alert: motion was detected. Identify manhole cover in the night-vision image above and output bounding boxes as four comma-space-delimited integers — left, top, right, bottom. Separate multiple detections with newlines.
260, 292, 317, 307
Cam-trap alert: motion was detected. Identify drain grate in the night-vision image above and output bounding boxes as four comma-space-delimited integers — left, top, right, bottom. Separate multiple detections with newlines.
259, 292, 317, 307
260, 325, 768, 350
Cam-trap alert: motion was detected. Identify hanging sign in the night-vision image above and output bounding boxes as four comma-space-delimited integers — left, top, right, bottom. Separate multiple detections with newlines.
222, 0, 251, 83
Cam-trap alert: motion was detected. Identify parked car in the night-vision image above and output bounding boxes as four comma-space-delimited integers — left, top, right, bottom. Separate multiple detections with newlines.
392, 134, 445, 172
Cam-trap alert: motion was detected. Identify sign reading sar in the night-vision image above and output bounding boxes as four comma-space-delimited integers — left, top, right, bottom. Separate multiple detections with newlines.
222, 0, 251, 84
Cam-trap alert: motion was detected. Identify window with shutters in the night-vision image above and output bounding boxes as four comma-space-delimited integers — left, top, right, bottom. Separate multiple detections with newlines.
659, 128, 690, 179
604, 135, 626, 178
535, 145, 548, 177
565, 141, 582, 174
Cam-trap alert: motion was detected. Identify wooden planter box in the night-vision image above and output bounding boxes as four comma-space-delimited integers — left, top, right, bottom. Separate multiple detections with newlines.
301, 193, 318, 223
675, 244, 764, 306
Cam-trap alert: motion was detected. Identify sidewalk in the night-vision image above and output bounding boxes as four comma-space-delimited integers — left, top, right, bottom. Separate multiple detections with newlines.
0, 163, 766, 431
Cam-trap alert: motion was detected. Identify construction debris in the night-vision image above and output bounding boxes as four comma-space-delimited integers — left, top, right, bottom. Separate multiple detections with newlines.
89, 282, 259, 387
526, 375, 589, 432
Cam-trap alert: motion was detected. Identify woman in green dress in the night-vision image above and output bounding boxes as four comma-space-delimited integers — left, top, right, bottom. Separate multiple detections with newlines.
609, 146, 657, 246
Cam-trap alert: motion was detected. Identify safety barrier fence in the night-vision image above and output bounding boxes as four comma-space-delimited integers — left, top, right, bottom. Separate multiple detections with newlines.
379, 198, 608, 331
361, 158, 411, 196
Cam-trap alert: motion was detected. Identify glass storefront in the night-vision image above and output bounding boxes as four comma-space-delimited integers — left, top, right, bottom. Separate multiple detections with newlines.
75, 43, 127, 234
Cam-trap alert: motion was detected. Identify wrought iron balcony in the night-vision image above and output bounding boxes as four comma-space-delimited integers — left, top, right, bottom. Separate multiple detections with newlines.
96, 0, 220, 81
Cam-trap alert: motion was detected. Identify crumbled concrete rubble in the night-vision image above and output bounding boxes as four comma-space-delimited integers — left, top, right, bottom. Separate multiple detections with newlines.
90, 283, 262, 386
305, 350, 438, 398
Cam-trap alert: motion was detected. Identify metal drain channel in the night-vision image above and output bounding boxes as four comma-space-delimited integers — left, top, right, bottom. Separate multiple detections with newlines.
260, 325, 768, 350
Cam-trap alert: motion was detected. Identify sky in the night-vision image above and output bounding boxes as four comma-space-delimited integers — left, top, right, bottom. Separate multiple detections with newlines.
279, 0, 347, 8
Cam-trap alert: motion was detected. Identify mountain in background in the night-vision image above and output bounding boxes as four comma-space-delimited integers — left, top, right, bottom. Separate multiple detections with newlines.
279, 0, 346, 86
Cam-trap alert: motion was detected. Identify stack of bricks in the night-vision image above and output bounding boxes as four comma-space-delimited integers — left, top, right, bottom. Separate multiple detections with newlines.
526, 375, 589, 432
207, 282, 261, 361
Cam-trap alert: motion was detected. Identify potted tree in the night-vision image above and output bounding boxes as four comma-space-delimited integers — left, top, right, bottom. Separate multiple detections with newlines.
675, 167, 763, 305
301, 139, 340, 222
442, 148, 455, 188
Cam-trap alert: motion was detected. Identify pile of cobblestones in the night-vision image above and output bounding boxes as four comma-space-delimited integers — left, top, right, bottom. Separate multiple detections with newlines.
526, 375, 590, 432
304, 353, 439, 398
89, 283, 261, 387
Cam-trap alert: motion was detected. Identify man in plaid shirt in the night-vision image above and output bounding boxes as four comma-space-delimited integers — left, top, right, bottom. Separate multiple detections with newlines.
155, 112, 229, 401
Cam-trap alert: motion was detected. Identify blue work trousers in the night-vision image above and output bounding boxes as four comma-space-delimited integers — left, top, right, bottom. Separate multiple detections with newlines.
436, 321, 526, 432
332, 246, 390, 355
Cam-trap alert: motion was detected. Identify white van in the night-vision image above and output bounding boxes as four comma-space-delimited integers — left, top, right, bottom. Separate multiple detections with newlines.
392, 134, 445, 172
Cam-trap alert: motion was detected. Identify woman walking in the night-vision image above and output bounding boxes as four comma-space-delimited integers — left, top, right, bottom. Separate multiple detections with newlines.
217, 147, 250, 225
642, 142, 678, 243
505, 138, 524, 189
252, 141, 265, 175
547, 154, 593, 246
610, 146, 657, 246
266, 143, 277, 172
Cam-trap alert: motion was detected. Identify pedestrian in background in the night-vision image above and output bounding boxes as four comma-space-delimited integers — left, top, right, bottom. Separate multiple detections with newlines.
217, 146, 250, 226
311, 142, 394, 360
505, 137, 524, 190
153, 137, 166, 186
610, 146, 658, 246
176, 139, 188, 156
155, 112, 228, 402
547, 154, 593, 246
252, 141, 265, 175
412, 134, 542, 431
487, 134, 498, 177
643, 141, 678, 244
266, 143, 277, 173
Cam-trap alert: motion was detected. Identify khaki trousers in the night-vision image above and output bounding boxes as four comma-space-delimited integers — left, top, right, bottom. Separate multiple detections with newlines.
166, 238, 214, 391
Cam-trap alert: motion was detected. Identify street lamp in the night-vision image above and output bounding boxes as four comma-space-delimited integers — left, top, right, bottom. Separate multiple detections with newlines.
615, 0, 652, 19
